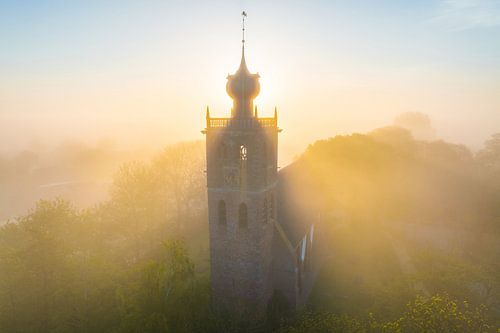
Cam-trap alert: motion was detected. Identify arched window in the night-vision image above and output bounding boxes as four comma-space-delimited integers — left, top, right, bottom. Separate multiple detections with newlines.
239, 145, 248, 161
239, 203, 248, 228
262, 199, 268, 223
218, 200, 226, 225
269, 193, 275, 221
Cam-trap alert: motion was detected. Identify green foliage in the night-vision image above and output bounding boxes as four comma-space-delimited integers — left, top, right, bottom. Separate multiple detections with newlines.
394, 294, 492, 333
412, 249, 500, 309
116, 240, 210, 333
282, 294, 494, 333
291, 127, 491, 227
309, 222, 412, 319
0, 199, 122, 332
0, 198, 211, 333
287, 129, 499, 329
0, 142, 209, 333
279, 311, 365, 333
104, 141, 207, 263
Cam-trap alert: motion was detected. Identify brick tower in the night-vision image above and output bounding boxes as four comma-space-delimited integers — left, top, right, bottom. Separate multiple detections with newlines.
203, 13, 279, 314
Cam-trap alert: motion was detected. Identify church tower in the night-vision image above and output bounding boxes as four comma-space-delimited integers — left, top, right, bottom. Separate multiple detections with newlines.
203, 13, 279, 313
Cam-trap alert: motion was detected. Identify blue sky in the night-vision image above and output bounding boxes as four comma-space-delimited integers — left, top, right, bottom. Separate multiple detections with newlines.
1, 0, 499, 160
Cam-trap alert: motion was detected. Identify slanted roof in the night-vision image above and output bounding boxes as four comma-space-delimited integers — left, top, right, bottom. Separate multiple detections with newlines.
276, 162, 318, 246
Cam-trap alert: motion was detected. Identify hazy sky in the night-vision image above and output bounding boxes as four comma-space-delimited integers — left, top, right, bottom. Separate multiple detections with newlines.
1, 0, 499, 163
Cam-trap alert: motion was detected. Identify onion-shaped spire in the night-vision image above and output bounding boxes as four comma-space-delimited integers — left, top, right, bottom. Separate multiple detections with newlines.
226, 12, 260, 118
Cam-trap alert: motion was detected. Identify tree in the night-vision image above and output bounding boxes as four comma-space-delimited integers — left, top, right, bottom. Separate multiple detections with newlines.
0, 200, 76, 332
394, 112, 436, 141
477, 133, 500, 173
105, 141, 206, 260
151, 141, 206, 232
116, 240, 210, 333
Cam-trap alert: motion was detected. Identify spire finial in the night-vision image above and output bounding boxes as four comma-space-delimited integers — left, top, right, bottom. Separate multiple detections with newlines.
238, 11, 249, 71
242, 11, 247, 47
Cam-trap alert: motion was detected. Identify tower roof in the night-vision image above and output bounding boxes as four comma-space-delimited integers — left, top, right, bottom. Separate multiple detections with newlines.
239, 44, 248, 73
226, 46, 260, 101
226, 12, 260, 118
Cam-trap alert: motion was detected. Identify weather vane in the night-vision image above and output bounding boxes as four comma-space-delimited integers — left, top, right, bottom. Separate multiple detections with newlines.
242, 11, 247, 45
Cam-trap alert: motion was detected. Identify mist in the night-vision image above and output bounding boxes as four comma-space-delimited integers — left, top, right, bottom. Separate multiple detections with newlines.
1, 1, 500, 332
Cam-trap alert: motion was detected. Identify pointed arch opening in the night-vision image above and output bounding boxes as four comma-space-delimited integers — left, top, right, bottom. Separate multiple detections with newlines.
239, 203, 248, 228
218, 200, 227, 225
262, 199, 268, 224
239, 145, 248, 162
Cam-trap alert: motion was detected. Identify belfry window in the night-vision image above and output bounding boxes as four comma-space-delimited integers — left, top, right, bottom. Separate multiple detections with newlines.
239, 203, 248, 228
262, 199, 268, 223
239, 145, 248, 161
218, 200, 226, 225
